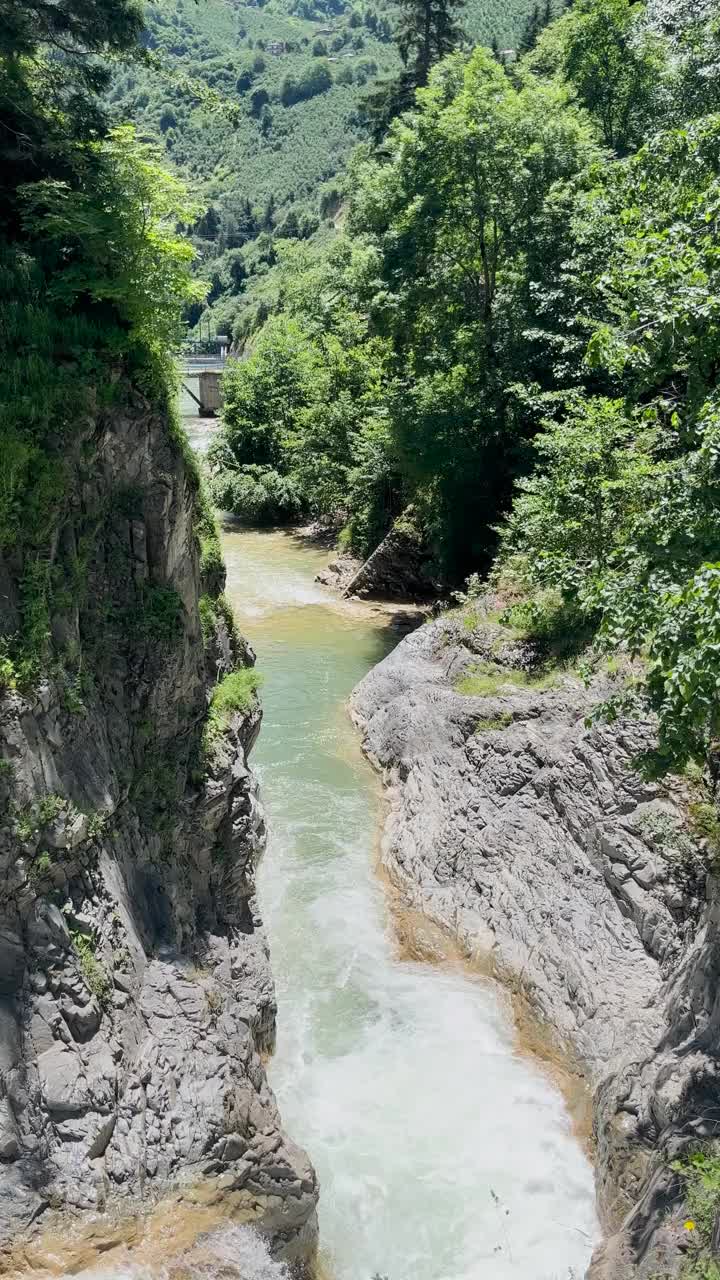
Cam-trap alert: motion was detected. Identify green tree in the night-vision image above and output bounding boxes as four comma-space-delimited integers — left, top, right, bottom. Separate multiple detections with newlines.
499, 114, 720, 770
0, 0, 142, 65
351, 48, 597, 572
553, 0, 665, 153
397, 0, 467, 89
0, 0, 203, 681
499, 397, 661, 596
213, 317, 314, 472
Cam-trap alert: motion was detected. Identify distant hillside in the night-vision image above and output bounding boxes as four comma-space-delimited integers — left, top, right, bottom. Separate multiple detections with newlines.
109, 0, 542, 343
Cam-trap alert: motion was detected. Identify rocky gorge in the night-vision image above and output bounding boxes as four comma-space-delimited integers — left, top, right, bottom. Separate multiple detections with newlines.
0, 391, 712, 1280
0, 394, 318, 1269
351, 609, 720, 1279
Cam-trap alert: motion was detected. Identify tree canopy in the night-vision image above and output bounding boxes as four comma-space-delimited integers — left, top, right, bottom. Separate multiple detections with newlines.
210, 0, 720, 775
0, 0, 203, 683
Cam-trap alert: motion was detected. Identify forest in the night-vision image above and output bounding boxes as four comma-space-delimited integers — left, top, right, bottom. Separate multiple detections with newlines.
3, 0, 720, 793
210, 0, 720, 777
106, 0, 546, 339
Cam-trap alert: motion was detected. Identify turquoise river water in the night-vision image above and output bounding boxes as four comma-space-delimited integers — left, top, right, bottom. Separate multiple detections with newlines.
221, 525, 599, 1280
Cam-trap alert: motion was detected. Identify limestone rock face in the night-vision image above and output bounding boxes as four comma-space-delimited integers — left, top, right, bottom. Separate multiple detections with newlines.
0, 389, 317, 1265
352, 616, 717, 1279
343, 516, 440, 601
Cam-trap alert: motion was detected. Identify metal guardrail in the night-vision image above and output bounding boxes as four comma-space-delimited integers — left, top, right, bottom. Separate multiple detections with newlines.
181, 355, 227, 373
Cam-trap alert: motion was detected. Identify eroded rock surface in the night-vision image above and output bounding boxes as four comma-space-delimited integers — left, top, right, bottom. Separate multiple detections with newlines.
342, 516, 440, 602
0, 390, 317, 1265
352, 616, 718, 1278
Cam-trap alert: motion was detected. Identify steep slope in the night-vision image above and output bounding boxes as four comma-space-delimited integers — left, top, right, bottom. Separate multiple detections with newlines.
109, 0, 544, 341
352, 615, 716, 1279
0, 389, 318, 1264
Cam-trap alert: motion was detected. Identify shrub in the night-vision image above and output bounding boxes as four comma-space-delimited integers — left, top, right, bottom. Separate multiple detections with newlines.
210, 465, 305, 525
131, 584, 184, 644
500, 588, 596, 662
203, 668, 262, 756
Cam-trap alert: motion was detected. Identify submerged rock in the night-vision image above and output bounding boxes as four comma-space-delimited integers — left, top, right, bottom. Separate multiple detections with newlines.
351, 615, 717, 1279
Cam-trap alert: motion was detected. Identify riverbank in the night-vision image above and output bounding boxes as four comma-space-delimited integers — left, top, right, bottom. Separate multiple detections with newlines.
351, 611, 715, 1279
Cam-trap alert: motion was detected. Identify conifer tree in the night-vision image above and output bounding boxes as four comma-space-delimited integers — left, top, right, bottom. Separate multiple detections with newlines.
364, 0, 466, 139
519, 3, 541, 53
396, 0, 467, 89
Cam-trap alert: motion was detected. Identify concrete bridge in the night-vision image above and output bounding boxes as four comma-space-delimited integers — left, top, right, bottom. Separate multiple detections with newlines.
180, 356, 226, 416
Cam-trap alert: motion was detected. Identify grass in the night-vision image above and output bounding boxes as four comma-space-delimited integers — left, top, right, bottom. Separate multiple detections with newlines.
636, 808, 700, 865
688, 801, 720, 859
71, 930, 111, 1005
205, 985, 224, 1019
212, 667, 261, 714
86, 810, 109, 839
28, 850, 53, 884
475, 712, 513, 732
37, 793, 65, 824
200, 531, 224, 579
203, 667, 262, 756
672, 1148, 720, 1279
14, 793, 67, 841
455, 661, 560, 697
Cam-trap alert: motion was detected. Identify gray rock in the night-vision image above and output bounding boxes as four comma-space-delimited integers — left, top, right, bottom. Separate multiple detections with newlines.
0, 387, 317, 1266
352, 615, 714, 1279
343, 511, 440, 601
0, 929, 24, 995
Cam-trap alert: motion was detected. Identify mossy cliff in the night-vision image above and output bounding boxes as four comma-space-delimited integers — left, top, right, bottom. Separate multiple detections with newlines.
0, 388, 318, 1264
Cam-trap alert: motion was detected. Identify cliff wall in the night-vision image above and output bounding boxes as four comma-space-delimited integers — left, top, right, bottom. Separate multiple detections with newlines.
352, 615, 719, 1279
0, 389, 317, 1265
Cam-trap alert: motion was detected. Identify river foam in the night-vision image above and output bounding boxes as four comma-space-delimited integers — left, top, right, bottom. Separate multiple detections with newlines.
223, 527, 599, 1280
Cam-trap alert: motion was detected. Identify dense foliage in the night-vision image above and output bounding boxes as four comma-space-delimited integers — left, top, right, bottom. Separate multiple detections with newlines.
212, 0, 720, 772
212, 44, 597, 562
106, 0, 543, 340
0, 0, 203, 684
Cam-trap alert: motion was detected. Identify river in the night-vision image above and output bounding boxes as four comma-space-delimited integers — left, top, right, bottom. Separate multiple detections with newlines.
221, 524, 599, 1280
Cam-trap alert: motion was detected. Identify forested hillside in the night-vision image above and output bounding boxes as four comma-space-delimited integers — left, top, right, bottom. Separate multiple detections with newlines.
108, 0, 545, 339
211, 0, 720, 798
0, 0, 208, 688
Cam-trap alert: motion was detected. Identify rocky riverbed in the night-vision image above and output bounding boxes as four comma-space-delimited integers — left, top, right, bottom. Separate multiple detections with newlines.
351, 613, 720, 1279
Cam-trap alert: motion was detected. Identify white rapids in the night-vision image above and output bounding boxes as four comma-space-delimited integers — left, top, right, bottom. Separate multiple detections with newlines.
221, 527, 599, 1280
